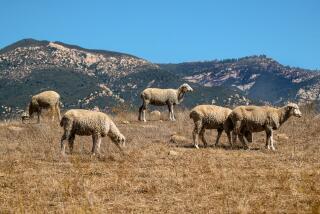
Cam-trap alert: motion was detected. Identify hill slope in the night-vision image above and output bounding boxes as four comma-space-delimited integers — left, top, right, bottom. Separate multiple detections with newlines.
0, 39, 249, 118
159, 55, 320, 104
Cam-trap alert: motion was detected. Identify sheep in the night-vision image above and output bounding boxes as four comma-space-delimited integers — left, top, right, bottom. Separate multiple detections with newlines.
190, 105, 253, 149
60, 109, 126, 155
229, 103, 302, 150
26, 90, 61, 123
138, 83, 193, 122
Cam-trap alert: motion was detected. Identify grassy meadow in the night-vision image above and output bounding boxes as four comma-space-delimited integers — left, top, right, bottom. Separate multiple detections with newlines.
0, 109, 319, 213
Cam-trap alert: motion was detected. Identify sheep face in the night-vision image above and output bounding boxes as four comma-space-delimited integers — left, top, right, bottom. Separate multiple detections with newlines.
180, 83, 193, 93
287, 103, 302, 118
116, 133, 126, 147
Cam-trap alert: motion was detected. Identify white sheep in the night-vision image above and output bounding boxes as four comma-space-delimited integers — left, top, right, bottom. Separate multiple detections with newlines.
229, 103, 302, 150
138, 83, 193, 122
60, 109, 126, 155
190, 105, 253, 149
26, 90, 61, 123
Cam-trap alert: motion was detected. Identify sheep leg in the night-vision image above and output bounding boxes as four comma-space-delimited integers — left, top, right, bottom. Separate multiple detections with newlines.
167, 104, 172, 120
239, 133, 249, 150
168, 104, 175, 121
265, 128, 271, 150
171, 107, 176, 121
192, 121, 202, 149
60, 131, 69, 155
270, 131, 275, 151
96, 137, 102, 154
265, 127, 275, 150
68, 134, 75, 154
226, 131, 233, 147
232, 121, 241, 146
142, 101, 149, 122
138, 105, 143, 121
245, 131, 253, 143
215, 128, 223, 146
91, 134, 98, 155
231, 131, 237, 148
200, 128, 208, 148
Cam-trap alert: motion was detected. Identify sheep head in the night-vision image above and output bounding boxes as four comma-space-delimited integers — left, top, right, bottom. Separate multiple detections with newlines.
286, 103, 302, 118
111, 133, 126, 147
179, 83, 193, 93
118, 133, 126, 147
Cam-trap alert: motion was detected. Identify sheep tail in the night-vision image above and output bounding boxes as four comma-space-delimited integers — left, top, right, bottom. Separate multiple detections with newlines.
189, 110, 197, 119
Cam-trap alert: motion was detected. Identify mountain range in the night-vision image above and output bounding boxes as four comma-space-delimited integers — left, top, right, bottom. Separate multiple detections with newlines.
0, 39, 319, 119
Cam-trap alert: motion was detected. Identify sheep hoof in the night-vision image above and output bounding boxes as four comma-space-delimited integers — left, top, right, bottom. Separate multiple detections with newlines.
194, 145, 199, 149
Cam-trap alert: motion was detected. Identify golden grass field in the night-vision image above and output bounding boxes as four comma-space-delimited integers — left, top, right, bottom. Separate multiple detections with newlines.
0, 108, 320, 213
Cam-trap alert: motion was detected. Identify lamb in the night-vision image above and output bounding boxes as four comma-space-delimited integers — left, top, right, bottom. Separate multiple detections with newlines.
190, 105, 253, 149
26, 90, 61, 123
60, 109, 126, 155
138, 83, 193, 122
229, 103, 302, 150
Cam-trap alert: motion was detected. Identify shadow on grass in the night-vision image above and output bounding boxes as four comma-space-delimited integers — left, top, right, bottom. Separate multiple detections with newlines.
173, 143, 261, 151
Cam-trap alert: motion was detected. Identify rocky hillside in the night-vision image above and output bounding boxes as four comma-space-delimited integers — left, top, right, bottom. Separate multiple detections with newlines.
160, 56, 320, 104
0, 39, 250, 119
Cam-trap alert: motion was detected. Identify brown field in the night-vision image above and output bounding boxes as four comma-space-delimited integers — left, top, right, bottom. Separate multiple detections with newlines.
0, 109, 320, 213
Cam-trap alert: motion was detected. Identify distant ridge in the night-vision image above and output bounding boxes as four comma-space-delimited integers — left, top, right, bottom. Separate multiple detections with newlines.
0, 38, 319, 119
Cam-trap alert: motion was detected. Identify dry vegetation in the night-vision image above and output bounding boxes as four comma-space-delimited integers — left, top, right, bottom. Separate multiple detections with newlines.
0, 108, 320, 213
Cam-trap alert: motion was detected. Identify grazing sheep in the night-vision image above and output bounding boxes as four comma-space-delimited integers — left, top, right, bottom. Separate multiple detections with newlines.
60, 109, 125, 155
139, 83, 193, 122
27, 90, 61, 123
230, 103, 302, 150
190, 105, 253, 149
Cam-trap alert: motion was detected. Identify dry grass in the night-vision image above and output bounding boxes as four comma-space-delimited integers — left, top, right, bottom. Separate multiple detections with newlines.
0, 110, 320, 213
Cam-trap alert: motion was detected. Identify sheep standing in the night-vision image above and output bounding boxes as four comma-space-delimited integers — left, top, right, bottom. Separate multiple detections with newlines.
138, 83, 193, 122
60, 109, 125, 155
190, 105, 253, 149
27, 90, 61, 123
190, 105, 234, 149
229, 103, 302, 150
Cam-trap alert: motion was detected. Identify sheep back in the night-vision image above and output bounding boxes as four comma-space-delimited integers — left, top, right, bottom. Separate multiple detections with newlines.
230, 105, 280, 132
190, 105, 232, 129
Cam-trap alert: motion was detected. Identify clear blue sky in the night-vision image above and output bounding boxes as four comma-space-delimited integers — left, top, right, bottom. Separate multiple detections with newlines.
0, 0, 319, 69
